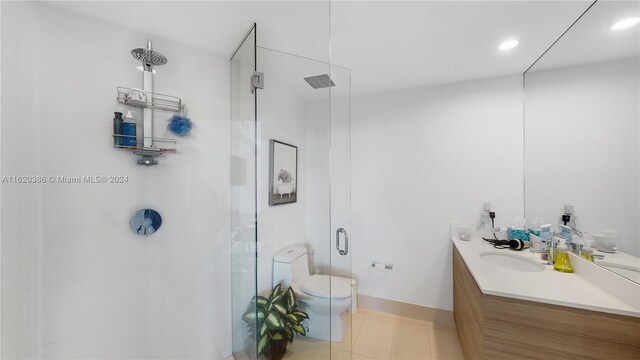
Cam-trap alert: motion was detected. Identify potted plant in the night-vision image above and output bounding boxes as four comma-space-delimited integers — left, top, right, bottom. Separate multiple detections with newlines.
242, 283, 309, 360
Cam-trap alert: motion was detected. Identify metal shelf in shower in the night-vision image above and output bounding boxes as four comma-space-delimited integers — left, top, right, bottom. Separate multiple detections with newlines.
116, 86, 184, 114
112, 134, 177, 152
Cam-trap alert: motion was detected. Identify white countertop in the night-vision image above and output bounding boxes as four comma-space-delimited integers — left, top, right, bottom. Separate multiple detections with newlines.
452, 236, 640, 318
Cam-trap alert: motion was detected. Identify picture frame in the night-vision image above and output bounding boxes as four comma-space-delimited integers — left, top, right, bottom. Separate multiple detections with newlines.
269, 140, 298, 206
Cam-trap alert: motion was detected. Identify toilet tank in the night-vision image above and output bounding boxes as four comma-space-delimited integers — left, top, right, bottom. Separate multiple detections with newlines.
273, 245, 310, 288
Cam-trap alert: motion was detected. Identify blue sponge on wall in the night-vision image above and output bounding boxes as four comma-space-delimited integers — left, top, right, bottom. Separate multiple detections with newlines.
168, 114, 192, 136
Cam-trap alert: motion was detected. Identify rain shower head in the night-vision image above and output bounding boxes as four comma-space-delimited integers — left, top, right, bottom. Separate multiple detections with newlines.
304, 74, 335, 89
131, 40, 167, 69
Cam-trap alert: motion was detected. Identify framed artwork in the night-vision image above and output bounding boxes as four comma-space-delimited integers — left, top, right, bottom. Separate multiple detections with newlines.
269, 140, 298, 206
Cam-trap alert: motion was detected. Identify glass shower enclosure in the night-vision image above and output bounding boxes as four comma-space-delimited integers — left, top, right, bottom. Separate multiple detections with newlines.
231, 25, 353, 359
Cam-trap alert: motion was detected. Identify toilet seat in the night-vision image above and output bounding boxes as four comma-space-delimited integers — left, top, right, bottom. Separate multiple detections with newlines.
300, 275, 351, 299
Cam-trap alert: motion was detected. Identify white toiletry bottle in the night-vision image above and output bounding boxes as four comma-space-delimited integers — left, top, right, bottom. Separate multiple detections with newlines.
124, 110, 136, 123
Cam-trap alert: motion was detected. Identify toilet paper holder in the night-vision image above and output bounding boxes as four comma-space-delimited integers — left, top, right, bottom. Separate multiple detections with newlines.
371, 262, 393, 270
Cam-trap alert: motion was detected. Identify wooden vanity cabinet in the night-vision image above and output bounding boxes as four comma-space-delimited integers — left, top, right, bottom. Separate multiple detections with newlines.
453, 247, 640, 360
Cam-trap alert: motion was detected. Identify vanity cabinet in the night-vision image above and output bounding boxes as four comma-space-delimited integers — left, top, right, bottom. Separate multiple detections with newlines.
453, 248, 640, 360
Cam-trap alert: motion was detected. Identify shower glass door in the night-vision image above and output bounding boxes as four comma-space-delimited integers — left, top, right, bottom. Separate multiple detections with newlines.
329, 64, 352, 359
231, 24, 258, 360
231, 25, 352, 360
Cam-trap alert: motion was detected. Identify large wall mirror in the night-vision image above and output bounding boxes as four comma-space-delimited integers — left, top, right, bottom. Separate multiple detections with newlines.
524, 0, 639, 283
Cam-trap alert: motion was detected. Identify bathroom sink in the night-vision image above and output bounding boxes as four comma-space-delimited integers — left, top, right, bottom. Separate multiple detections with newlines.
479, 251, 545, 272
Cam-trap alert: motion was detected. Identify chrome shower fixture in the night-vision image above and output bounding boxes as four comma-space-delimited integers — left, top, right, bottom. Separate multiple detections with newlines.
304, 74, 335, 89
131, 40, 167, 71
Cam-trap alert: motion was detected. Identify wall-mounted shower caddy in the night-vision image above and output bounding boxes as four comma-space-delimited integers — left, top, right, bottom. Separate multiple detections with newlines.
113, 40, 185, 166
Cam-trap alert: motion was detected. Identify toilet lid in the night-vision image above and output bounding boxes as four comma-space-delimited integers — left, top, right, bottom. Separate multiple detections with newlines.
300, 275, 352, 299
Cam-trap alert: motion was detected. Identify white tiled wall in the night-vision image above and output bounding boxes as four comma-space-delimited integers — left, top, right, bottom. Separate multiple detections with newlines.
1, 2, 231, 358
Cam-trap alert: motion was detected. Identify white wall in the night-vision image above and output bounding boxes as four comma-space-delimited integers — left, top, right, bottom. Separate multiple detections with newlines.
525, 58, 640, 257
1, 2, 231, 358
351, 75, 525, 311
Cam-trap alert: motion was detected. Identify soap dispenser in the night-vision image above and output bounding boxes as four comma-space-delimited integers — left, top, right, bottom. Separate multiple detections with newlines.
560, 225, 573, 243
581, 247, 594, 262
554, 241, 574, 273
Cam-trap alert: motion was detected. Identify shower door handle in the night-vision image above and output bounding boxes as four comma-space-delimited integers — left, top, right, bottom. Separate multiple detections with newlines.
336, 228, 349, 256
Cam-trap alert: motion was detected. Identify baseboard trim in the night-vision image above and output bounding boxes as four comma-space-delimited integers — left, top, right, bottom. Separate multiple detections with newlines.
357, 294, 455, 328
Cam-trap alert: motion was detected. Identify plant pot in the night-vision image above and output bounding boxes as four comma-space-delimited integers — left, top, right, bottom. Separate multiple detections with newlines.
266, 340, 288, 360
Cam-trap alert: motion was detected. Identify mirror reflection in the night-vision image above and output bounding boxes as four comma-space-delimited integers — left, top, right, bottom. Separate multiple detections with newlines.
524, 1, 640, 283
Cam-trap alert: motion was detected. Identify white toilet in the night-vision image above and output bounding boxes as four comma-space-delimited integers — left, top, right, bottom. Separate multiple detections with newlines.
273, 245, 352, 342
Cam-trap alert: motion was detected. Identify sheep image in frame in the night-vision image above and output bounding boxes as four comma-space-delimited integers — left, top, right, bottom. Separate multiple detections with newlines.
269, 140, 298, 206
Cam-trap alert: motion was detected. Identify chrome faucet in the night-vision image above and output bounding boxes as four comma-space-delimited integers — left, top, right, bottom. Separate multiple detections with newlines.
530, 238, 558, 265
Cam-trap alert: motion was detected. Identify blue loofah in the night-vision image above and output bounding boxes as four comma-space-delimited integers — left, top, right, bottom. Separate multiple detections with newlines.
168, 114, 192, 136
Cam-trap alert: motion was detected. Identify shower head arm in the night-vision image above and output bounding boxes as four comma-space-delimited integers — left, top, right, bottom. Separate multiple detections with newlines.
142, 40, 154, 71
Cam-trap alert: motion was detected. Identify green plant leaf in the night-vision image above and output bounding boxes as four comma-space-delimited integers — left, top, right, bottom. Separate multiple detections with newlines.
285, 287, 296, 311
273, 301, 287, 316
284, 325, 294, 342
257, 334, 269, 356
271, 290, 285, 304
243, 308, 266, 324
292, 322, 306, 336
259, 322, 267, 337
271, 331, 286, 341
265, 311, 286, 330
286, 313, 300, 323
242, 311, 254, 324
255, 296, 269, 308
292, 310, 309, 320
270, 283, 282, 300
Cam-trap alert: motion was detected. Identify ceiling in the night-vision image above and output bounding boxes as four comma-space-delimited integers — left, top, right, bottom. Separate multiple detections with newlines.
331, 1, 594, 95
48, 1, 611, 96
527, 0, 639, 73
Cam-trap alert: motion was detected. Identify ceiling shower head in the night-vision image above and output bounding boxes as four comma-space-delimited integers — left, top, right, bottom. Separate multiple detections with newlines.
304, 74, 335, 89
131, 40, 167, 68
131, 48, 167, 66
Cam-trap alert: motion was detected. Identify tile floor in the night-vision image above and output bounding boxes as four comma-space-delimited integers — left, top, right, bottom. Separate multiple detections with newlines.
283, 308, 464, 360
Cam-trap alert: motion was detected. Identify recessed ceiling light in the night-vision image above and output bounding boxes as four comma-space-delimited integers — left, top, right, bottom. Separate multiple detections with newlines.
611, 17, 640, 31
499, 39, 519, 51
